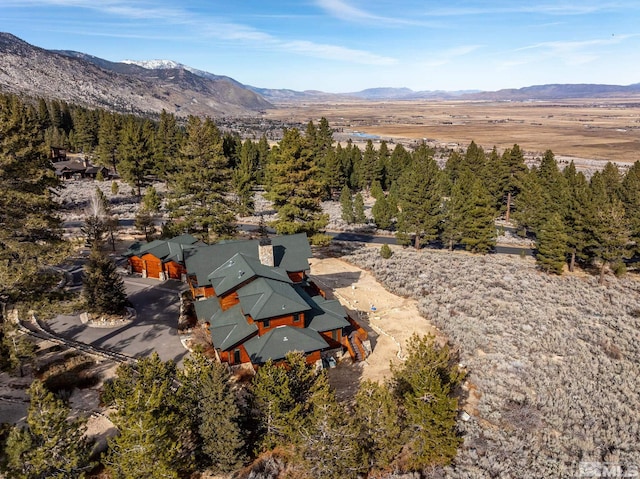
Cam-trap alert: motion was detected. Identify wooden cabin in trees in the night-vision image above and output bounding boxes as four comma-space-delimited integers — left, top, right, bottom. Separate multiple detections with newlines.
185, 233, 369, 368
125, 234, 200, 280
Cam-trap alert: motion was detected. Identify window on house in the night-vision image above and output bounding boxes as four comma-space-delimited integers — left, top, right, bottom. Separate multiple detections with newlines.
293, 313, 300, 323
263, 319, 270, 329
332, 329, 339, 341
233, 349, 241, 364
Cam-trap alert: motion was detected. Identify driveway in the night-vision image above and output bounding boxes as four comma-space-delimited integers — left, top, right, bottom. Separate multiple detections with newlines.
47, 276, 189, 365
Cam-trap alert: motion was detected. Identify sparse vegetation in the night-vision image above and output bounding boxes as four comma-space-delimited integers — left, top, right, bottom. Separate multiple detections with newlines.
346, 245, 640, 477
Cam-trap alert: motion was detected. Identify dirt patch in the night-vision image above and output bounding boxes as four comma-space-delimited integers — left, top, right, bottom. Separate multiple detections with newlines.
309, 255, 442, 391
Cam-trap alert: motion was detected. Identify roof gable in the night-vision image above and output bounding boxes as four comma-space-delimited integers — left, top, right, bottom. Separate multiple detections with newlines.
271, 233, 312, 272
207, 252, 291, 297
237, 277, 310, 321
210, 304, 258, 351
243, 325, 328, 364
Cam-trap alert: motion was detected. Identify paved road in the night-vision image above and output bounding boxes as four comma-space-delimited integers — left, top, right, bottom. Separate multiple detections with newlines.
47, 277, 189, 365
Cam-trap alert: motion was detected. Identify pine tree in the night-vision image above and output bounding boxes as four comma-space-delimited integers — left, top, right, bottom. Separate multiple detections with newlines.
249, 359, 303, 452
564, 162, 591, 271
460, 178, 496, 254
5, 380, 94, 479
372, 194, 394, 230
396, 146, 442, 248
496, 144, 528, 221
118, 117, 153, 197
340, 186, 355, 224
0, 320, 37, 375
177, 352, 245, 472
264, 128, 328, 236
354, 192, 366, 224
354, 380, 404, 471
590, 196, 630, 284
166, 115, 237, 240
154, 109, 181, 182
82, 250, 128, 315
357, 140, 378, 190
391, 334, 464, 470
441, 169, 470, 250
103, 354, 188, 478
142, 185, 161, 214
387, 143, 412, 186
299, 377, 361, 479
0, 94, 67, 303
512, 168, 546, 236
536, 213, 568, 274
621, 161, 640, 254
232, 139, 258, 216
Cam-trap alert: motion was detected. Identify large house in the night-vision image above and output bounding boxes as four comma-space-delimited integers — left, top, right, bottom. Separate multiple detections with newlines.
125, 234, 201, 280
126, 233, 368, 369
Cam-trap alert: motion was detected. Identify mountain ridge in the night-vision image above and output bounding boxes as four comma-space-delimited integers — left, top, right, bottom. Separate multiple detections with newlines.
2, 32, 640, 114
0, 32, 272, 117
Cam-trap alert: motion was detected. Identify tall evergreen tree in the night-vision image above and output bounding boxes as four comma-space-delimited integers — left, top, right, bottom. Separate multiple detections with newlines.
536, 213, 569, 274
232, 139, 258, 216
118, 117, 153, 197
166, 115, 236, 240
564, 162, 590, 271
154, 109, 181, 181
0, 94, 67, 304
354, 192, 366, 224
621, 161, 640, 254
387, 143, 412, 186
340, 186, 355, 224
177, 352, 245, 472
396, 145, 442, 248
299, 378, 361, 479
4, 381, 94, 479
497, 144, 527, 221
460, 178, 496, 254
354, 380, 404, 472
103, 354, 187, 478
372, 194, 394, 230
263, 128, 328, 237
391, 334, 464, 470
82, 250, 128, 315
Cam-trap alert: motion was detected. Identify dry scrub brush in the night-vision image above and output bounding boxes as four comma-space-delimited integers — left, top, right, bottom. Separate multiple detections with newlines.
346, 247, 640, 478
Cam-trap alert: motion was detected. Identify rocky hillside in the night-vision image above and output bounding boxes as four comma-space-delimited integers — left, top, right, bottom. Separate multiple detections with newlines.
0, 32, 272, 117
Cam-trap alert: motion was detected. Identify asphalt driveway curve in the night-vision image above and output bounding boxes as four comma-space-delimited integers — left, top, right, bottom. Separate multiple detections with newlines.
47, 276, 189, 365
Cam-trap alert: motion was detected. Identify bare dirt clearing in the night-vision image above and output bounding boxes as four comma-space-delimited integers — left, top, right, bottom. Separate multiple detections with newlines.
266, 98, 640, 166
309, 254, 441, 398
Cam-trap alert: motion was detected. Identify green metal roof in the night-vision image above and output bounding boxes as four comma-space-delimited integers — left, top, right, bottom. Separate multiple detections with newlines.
125, 234, 199, 264
271, 233, 312, 272
243, 325, 328, 364
293, 285, 350, 333
237, 277, 311, 321
193, 296, 221, 322
210, 304, 258, 351
207, 252, 291, 297
184, 239, 258, 286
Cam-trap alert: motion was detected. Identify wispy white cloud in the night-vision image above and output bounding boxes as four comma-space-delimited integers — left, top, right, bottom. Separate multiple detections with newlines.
499, 34, 640, 68
424, 2, 639, 17
5, 0, 395, 65
314, 0, 438, 26
422, 44, 483, 67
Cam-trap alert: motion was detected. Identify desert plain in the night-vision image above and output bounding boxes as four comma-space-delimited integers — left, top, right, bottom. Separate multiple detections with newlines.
265, 98, 640, 168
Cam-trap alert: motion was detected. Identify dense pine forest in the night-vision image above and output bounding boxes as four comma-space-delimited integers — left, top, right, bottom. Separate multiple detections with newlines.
1, 91, 640, 477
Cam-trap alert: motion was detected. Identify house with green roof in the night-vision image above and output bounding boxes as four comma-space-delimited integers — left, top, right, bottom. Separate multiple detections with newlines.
186, 234, 366, 368
125, 234, 201, 280
127, 232, 367, 367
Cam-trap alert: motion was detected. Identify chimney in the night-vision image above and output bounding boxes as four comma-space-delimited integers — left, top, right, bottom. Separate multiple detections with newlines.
258, 237, 274, 267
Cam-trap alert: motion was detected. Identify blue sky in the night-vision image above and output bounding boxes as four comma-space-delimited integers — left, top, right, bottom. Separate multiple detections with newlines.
2, 1, 640, 92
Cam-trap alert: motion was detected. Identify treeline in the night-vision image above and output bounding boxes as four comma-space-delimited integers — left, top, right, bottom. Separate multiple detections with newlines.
4, 92, 639, 281
2, 337, 464, 478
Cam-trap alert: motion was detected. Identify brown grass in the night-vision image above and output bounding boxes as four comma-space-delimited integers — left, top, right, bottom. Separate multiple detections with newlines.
266, 98, 640, 164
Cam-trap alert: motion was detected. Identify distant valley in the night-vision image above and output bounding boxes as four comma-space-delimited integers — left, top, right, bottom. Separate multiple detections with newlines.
1, 32, 640, 118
